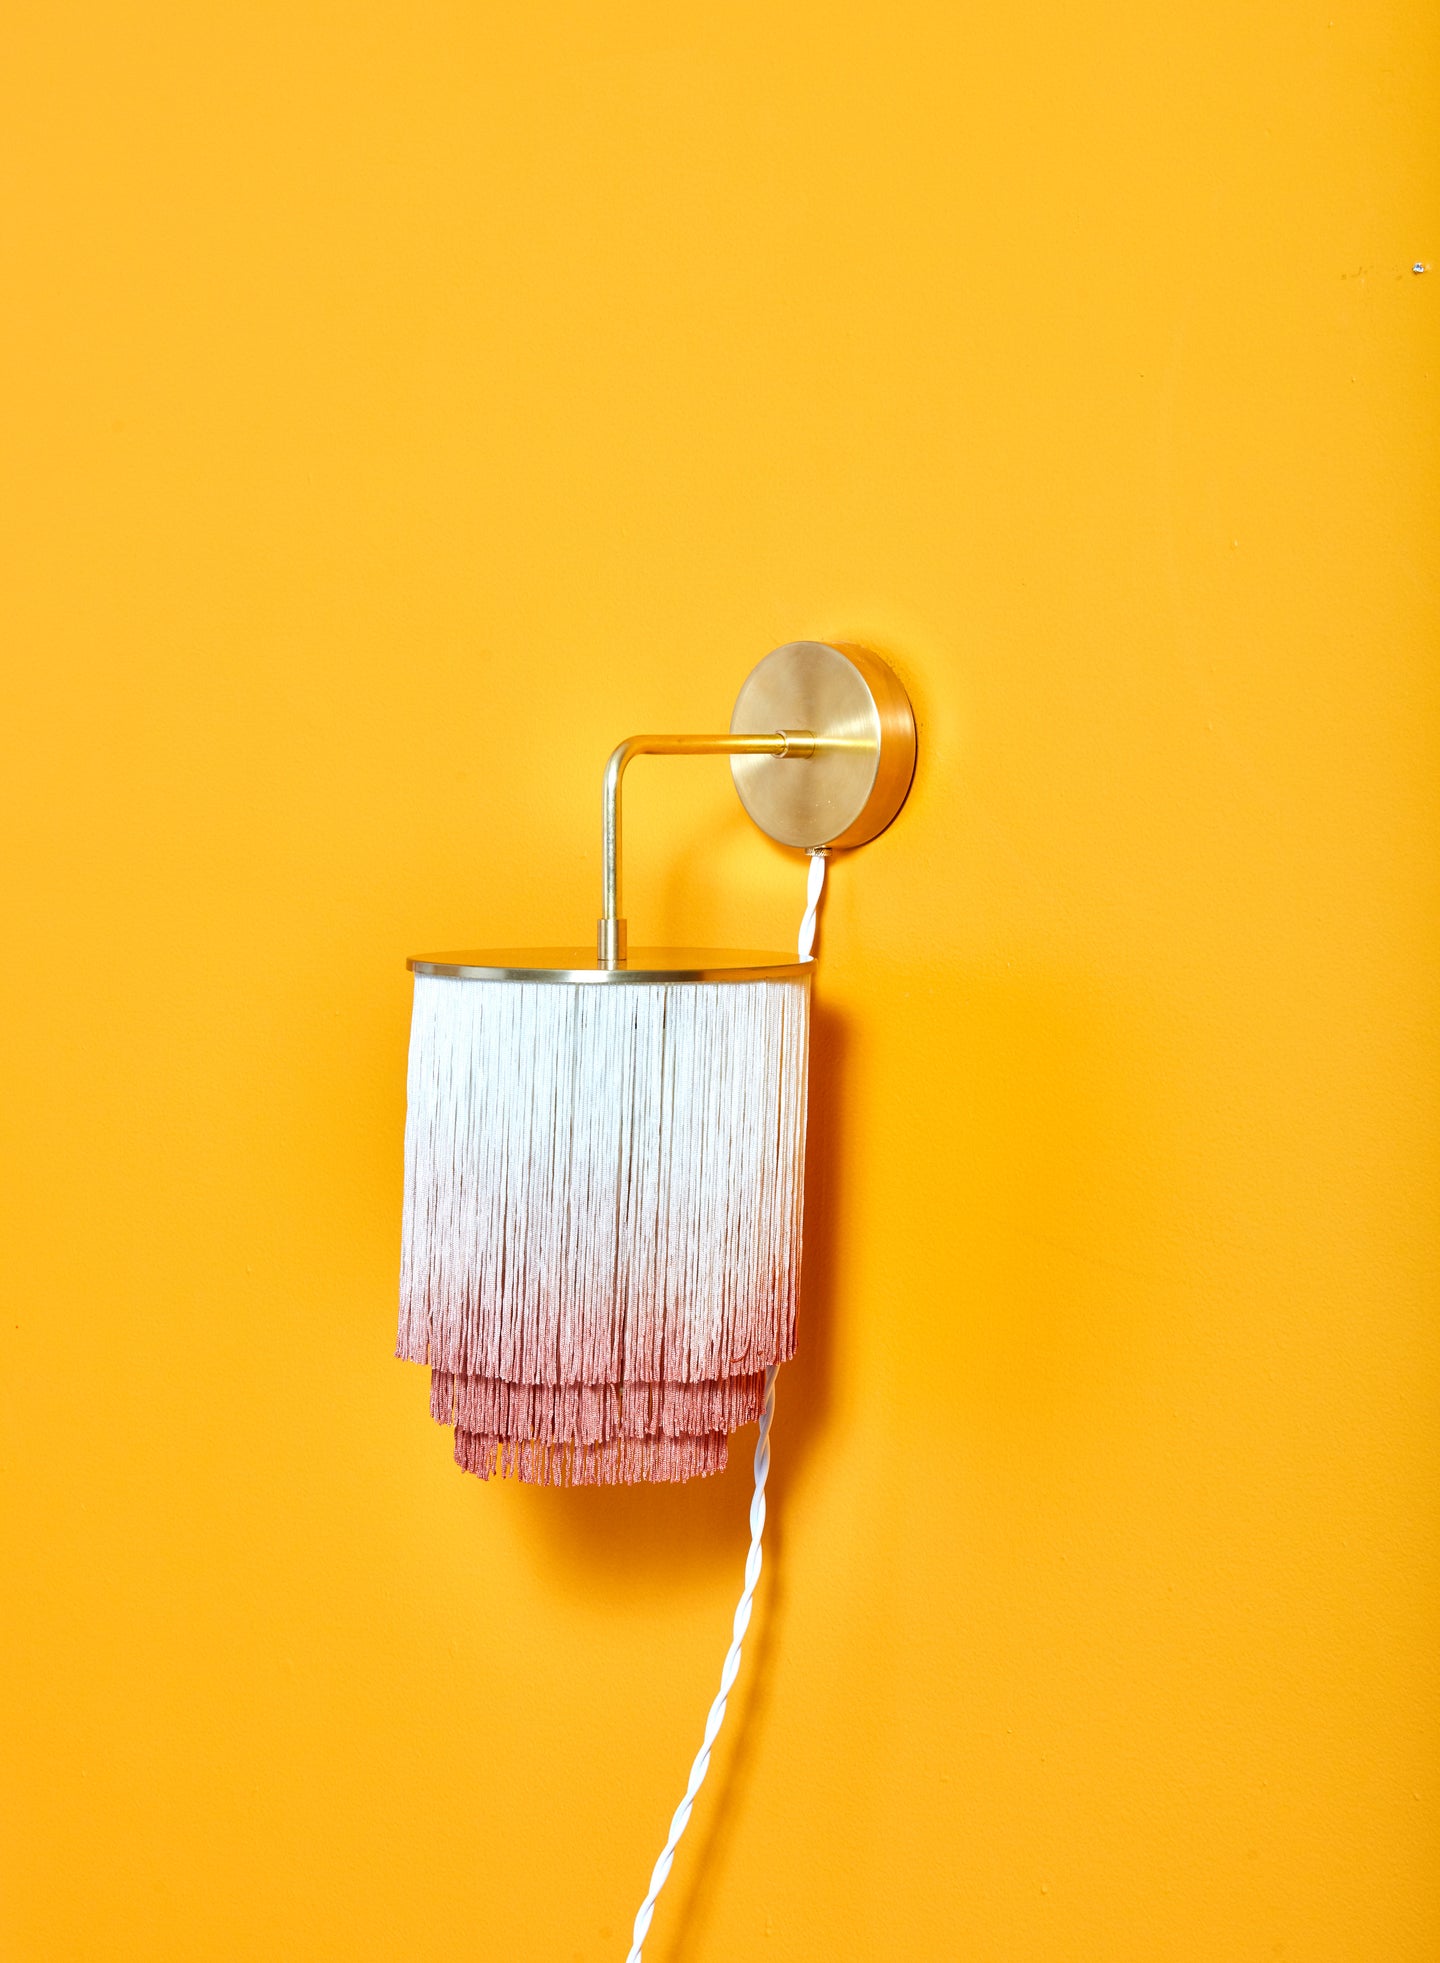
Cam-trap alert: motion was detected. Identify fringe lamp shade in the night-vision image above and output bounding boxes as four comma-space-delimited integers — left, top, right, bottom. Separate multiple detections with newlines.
396, 953, 811, 1486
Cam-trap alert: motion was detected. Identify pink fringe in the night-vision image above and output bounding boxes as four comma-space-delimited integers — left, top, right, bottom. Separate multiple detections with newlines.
430, 1370, 765, 1443
454, 1428, 730, 1487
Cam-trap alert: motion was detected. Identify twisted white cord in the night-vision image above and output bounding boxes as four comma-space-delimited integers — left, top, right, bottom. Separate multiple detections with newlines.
797, 849, 827, 962
623, 1366, 777, 1963
622, 853, 827, 1963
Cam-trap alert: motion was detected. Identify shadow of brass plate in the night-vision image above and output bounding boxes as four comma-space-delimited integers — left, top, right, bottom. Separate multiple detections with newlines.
730, 642, 917, 849
409, 947, 811, 983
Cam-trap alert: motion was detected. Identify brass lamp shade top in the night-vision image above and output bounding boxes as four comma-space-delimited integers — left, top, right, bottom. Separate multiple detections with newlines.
409, 947, 812, 984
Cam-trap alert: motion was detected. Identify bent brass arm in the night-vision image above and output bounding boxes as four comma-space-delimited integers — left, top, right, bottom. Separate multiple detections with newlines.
599, 731, 822, 965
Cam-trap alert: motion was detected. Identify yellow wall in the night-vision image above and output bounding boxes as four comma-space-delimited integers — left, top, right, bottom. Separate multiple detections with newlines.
2, 4, 1436, 1957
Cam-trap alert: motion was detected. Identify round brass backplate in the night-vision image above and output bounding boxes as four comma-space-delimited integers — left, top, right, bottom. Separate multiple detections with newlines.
729, 642, 917, 850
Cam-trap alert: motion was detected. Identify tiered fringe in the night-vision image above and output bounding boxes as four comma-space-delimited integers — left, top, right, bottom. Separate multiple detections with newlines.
431, 1371, 766, 1443
454, 1429, 731, 1487
398, 973, 809, 1485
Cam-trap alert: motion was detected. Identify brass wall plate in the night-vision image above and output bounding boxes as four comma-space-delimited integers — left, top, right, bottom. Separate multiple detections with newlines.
729, 642, 917, 850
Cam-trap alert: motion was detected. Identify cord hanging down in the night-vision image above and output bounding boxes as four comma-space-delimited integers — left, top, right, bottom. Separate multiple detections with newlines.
623, 852, 827, 1963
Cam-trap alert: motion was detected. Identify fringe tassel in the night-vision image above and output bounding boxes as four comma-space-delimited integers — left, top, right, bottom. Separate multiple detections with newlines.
398, 977, 808, 1385
431, 1371, 766, 1443
454, 1428, 730, 1487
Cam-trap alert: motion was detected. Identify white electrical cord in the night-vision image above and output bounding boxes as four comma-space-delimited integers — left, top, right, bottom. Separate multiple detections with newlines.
624, 850, 827, 1963
622, 1367, 777, 1963
797, 847, 827, 963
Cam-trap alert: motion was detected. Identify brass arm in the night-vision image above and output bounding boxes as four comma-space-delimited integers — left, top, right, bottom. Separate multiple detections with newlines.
599, 731, 819, 965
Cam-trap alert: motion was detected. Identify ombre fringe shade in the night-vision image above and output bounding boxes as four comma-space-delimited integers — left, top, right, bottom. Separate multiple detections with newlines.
397, 971, 810, 1485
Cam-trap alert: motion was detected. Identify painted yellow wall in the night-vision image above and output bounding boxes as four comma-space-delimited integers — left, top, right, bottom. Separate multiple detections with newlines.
2, 4, 1435, 1957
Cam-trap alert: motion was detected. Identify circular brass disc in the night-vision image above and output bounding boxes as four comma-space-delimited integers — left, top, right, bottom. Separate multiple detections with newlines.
729, 642, 917, 849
